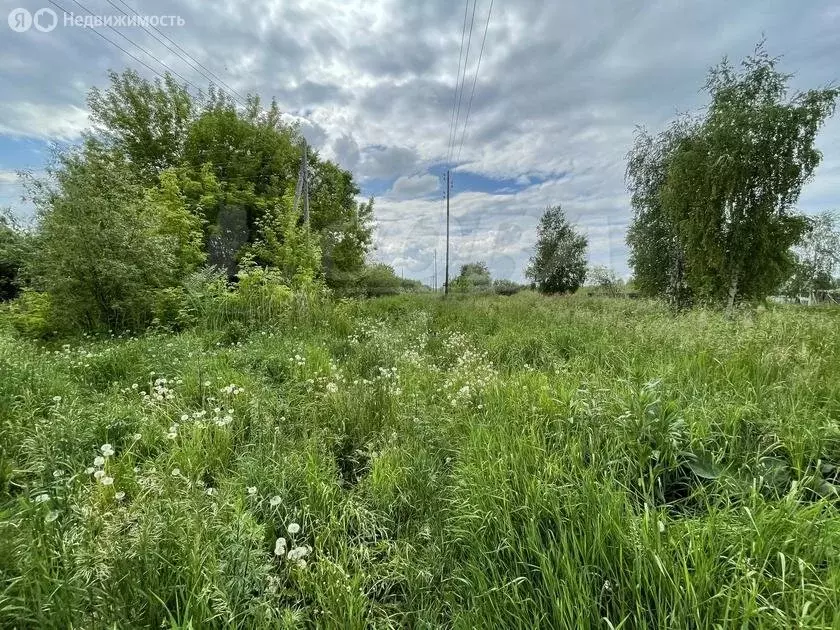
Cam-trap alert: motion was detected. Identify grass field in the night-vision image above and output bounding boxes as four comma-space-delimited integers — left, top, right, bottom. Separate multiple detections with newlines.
2, 293, 840, 628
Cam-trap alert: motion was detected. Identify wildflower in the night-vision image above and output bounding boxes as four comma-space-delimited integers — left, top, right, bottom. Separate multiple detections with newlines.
269, 495, 282, 507
326, 382, 338, 394
171, 468, 181, 477
205, 487, 217, 496
274, 537, 287, 556
94, 470, 106, 480
286, 545, 310, 562
34, 493, 50, 503
100, 444, 115, 457
115, 491, 126, 501
132, 433, 142, 441
52, 396, 61, 403
287, 522, 300, 535
247, 486, 257, 496
45, 510, 59, 523
100, 476, 114, 486
131, 383, 138, 390
85, 467, 95, 474
181, 414, 189, 422
93, 456, 105, 467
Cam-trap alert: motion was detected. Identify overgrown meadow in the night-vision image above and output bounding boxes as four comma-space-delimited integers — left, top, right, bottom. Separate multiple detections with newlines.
2, 293, 840, 628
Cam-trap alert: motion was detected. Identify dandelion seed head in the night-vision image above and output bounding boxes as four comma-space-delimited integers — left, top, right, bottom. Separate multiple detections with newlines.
100, 444, 115, 457
34, 493, 50, 503
93, 456, 105, 467
287, 522, 300, 535
171, 468, 181, 477
269, 495, 282, 507
100, 476, 114, 486
115, 491, 126, 501
247, 486, 257, 495
274, 537, 287, 556
94, 470, 105, 480
85, 467, 95, 474
45, 510, 59, 523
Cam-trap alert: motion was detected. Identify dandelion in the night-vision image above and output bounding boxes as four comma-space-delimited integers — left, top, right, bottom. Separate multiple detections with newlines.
45, 510, 59, 523
85, 467, 95, 474
326, 382, 338, 394
100, 444, 115, 457
181, 414, 189, 422
93, 456, 105, 467
34, 493, 50, 503
269, 495, 282, 507
205, 487, 217, 496
247, 486, 257, 496
100, 476, 114, 486
94, 470, 106, 480
274, 537, 287, 556
171, 468, 181, 477
132, 433, 142, 441
286, 545, 310, 562
287, 522, 300, 535
115, 491, 126, 501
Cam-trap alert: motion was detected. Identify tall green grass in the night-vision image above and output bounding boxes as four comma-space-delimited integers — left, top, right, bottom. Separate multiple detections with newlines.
1, 293, 839, 628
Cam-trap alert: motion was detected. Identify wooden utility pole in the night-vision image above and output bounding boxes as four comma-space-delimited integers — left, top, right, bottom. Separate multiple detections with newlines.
444, 170, 450, 296
434, 249, 437, 292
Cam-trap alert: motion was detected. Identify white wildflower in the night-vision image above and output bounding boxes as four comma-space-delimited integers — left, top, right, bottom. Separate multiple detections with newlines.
247, 486, 257, 495
269, 495, 282, 507
45, 510, 59, 523
94, 470, 105, 480
326, 382, 338, 394
52, 396, 61, 403
205, 487, 217, 496
287, 522, 300, 535
171, 468, 181, 477
93, 456, 105, 467
115, 491, 126, 501
85, 467, 95, 474
34, 493, 50, 503
100, 476, 114, 486
274, 537, 287, 556
100, 444, 115, 457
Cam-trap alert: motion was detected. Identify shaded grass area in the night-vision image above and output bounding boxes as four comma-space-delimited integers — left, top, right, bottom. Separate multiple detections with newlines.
1, 293, 839, 628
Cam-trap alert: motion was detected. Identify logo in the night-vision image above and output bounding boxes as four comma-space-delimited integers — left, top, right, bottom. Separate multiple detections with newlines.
7, 7, 31, 32
7, 7, 56, 32
34, 7, 57, 32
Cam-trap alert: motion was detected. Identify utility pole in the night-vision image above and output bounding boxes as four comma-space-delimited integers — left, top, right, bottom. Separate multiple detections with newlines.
434, 249, 437, 292
444, 169, 450, 296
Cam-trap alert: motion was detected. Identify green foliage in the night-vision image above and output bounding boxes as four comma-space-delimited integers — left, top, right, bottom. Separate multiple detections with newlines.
0, 209, 32, 301
2, 295, 840, 627
359, 263, 402, 297
781, 211, 840, 297
27, 142, 194, 331
6, 289, 55, 338
526, 205, 588, 294
450, 261, 492, 294
586, 265, 624, 296
87, 69, 195, 182
628, 44, 838, 307
492, 278, 523, 296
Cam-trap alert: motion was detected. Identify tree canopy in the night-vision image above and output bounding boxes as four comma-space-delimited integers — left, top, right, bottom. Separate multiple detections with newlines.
526, 205, 588, 294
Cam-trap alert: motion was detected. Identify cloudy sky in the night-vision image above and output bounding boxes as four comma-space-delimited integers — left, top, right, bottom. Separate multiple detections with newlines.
1, 0, 838, 284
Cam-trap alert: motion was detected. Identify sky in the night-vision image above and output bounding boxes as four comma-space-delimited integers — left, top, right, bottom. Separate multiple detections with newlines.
1, 0, 838, 285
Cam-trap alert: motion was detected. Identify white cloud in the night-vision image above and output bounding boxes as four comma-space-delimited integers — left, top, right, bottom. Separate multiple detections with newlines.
388, 174, 440, 199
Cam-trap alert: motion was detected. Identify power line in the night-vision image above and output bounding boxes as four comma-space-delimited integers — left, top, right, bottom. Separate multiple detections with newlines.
449, 0, 478, 165
446, 0, 471, 166
48, 0, 201, 90
109, 0, 250, 105
52, 0, 204, 94
456, 0, 494, 163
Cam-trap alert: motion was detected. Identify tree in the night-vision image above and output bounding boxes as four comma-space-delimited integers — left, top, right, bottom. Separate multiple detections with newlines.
782, 211, 840, 299
493, 278, 523, 296
451, 261, 492, 293
360, 263, 402, 296
661, 44, 837, 307
0, 209, 31, 301
27, 141, 202, 330
626, 120, 697, 307
526, 205, 588, 294
587, 265, 624, 297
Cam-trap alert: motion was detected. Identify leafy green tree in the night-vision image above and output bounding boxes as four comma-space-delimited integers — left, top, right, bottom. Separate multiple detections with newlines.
493, 278, 523, 296
526, 206, 588, 294
27, 141, 199, 330
587, 265, 624, 297
451, 261, 492, 293
782, 211, 840, 298
0, 209, 31, 301
663, 45, 837, 307
626, 120, 696, 307
360, 263, 402, 296
88, 70, 195, 183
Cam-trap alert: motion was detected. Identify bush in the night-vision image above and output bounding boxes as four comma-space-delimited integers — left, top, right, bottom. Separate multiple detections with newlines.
6, 289, 56, 338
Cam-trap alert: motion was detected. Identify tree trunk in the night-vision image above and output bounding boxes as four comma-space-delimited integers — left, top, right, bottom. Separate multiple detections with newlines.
726, 266, 740, 312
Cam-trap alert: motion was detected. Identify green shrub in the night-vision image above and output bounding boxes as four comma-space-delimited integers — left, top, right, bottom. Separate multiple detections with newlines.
7, 289, 56, 338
